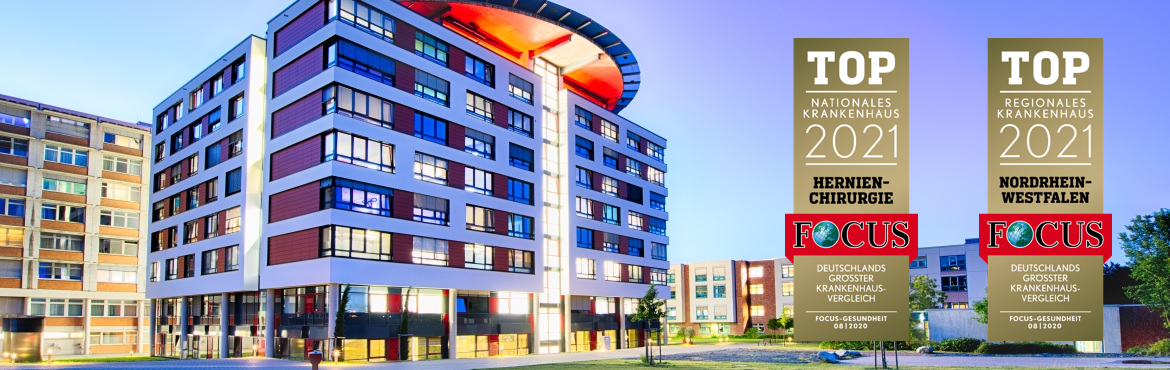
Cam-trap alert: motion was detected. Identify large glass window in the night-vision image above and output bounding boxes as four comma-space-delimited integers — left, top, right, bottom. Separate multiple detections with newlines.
38, 262, 82, 281
628, 211, 644, 230
46, 116, 90, 138
509, 250, 533, 273
324, 84, 394, 127
600, 120, 618, 142
576, 227, 593, 249
575, 167, 593, 188
602, 233, 618, 253
576, 258, 595, 279
508, 214, 534, 239
650, 192, 666, 211
464, 128, 494, 159
465, 205, 494, 232
464, 167, 493, 195
413, 153, 448, 185
574, 136, 593, 160
101, 182, 141, 202
941, 254, 967, 271
648, 141, 665, 162
0, 136, 29, 157
412, 194, 449, 225
89, 300, 139, 317
414, 70, 449, 106
651, 243, 667, 261
99, 238, 138, 256
411, 237, 448, 266
229, 94, 245, 121
321, 225, 392, 261
508, 109, 534, 138
604, 261, 621, 282
329, 39, 396, 86
465, 54, 494, 86
226, 168, 242, 195
465, 92, 493, 122
508, 144, 533, 171
628, 238, 644, 257
783, 282, 794, 296
464, 244, 493, 270
30, 298, 83, 317
651, 268, 668, 285
99, 210, 139, 229
325, 131, 394, 172
601, 204, 619, 225
508, 74, 533, 104
910, 256, 928, 269
225, 207, 241, 234
40, 232, 83, 252
601, 176, 618, 196
603, 148, 618, 169
649, 217, 666, 236
321, 177, 393, 217
41, 203, 84, 223
574, 106, 593, 130
626, 158, 644, 177
647, 166, 665, 186
0, 111, 30, 128
0, 197, 23, 218
506, 179, 532, 205
782, 264, 794, 278
102, 156, 143, 176
44, 145, 88, 167
413, 113, 447, 145
335, 0, 396, 41
695, 285, 708, 299
942, 275, 968, 292
574, 197, 593, 219
96, 267, 137, 284
414, 31, 449, 66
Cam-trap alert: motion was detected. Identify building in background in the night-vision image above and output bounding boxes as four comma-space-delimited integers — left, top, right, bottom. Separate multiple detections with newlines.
147, 0, 669, 362
909, 238, 986, 309
0, 94, 152, 357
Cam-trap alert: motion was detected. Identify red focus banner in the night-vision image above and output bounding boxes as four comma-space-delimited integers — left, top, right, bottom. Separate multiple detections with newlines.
784, 214, 919, 263
978, 213, 1112, 263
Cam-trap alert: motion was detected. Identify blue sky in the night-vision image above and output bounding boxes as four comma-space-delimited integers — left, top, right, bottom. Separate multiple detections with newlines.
1, 1, 1166, 264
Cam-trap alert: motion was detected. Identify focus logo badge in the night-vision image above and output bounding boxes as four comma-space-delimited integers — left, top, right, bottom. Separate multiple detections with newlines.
977, 214, 1111, 263
785, 214, 917, 261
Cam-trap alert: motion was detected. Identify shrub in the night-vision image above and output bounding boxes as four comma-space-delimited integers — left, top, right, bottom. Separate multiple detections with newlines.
974, 341, 1076, 354
743, 327, 761, 339
676, 327, 696, 339
1127, 339, 1170, 356
937, 337, 985, 353
820, 341, 873, 350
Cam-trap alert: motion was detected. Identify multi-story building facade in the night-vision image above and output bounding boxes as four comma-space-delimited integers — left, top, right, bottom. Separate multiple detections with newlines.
147, 0, 669, 362
0, 94, 152, 356
909, 238, 986, 309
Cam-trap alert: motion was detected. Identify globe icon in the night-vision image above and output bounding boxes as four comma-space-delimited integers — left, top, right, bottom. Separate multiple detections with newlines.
812, 221, 840, 247
1006, 221, 1033, 247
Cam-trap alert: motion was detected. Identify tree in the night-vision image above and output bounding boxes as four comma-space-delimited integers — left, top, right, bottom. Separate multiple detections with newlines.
399, 287, 413, 360
908, 275, 946, 311
973, 292, 988, 324
766, 317, 783, 337
632, 285, 666, 365
333, 285, 351, 357
1120, 209, 1170, 328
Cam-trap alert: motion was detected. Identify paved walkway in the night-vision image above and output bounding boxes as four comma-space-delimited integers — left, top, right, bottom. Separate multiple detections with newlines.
839, 352, 1170, 368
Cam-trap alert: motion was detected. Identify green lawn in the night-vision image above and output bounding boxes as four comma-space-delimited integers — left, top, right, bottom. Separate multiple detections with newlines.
500, 359, 1100, 370
48, 356, 171, 364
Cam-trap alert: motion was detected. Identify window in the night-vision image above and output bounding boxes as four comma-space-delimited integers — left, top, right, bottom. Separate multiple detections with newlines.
604, 261, 621, 282
207, 107, 222, 134
574, 106, 593, 130
44, 145, 88, 167
666, 307, 677, 320
414, 31, 449, 66
229, 94, 245, 120
464, 167, 493, 195
940, 254, 967, 271
575, 197, 593, 219
335, 0, 396, 41
782, 282, 794, 296
170, 131, 185, 153
713, 267, 726, 281
508, 214, 534, 239
464, 243, 493, 270
151, 227, 177, 252
648, 141, 665, 162
668, 273, 676, 284
782, 265, 794, 278
321, 178, 393, 216
464, 54, 494, 86
0, 260, 20, 278
942, 276, 968, 292
190, 87, 204, 110
90, 300, 139, 317
750, 305, 765, 317
205, 178, 218, 203
47, 116, 90, 138
325, 84, 394, 127
99, 210, 139, 229
508, 250, 533, 273
601, 204, 619, 225
576, 227, 593, 249
228, 131, 243, 158
626, 132, 642, 152
0, 197, 22, 217
651, 243, 667, 261
329, 39, 396, 86
30, 298, 83, 317
651, 268, 667, 285
184, 219, 199, 243
154, 142, 166, 163
748, 267, 763, 278
628, 265, 644, 283
575, 167, 593, 188
224, 245, 239, 271
99, 238, 138, 256
165, 258, 177, 280
650, 192, 666, 211
577, 258, 596, 279
714, 285, 726, 298
628, 211, 645, 230
102, 156, 144, 177
649, 217, 666, 236
411, 237, 448, 266
910, 256, 928, 269
601, 120, 618, 142
508, 74, 533, 104
465, 205, 494, 232
695, 306, 709, 320
149, 262, 160, 282
41, 203, 84, 223
321, 226, 392, 261
749, 284, 764, 294
602, 233, 618, 253
603, 148, 618, 169
413, 113, 447, 145
601, 177, 618, 196
226, 168, 242, 195
412, 194, 449, 225
224, 207, 241, 234
695, 268, 708, 282
96, 268, 136, 284
40, 232, 83, 252
647, 167, 665, 186
413, 153, 448, 185
0, 167, 25, 188
626, 158, 643, 177
574, 136, 593, 160
507, 178, 532, 205
414, 69, 449, 106
628, 238, 644, 257
101, 182, 141, 202
0, 136, 29, 157
187, 186, 201, 211
325, 131, 394, 172
695, 285, 708, 299
508, 110, 533, 138
0, 110, 30, 128
508, 144, 534, 171
38, 262, 82, 281
465, 92, 493, 122
464, 128, 494, 159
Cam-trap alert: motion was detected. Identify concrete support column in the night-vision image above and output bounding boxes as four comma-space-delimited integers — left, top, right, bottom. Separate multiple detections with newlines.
326, 283, 340, 355
617, 297, 627, 349
82, 298, 91, 355
178, 297, 189, 359
264, 289, 276, 358
219, 293, 230, 358
447, 289, 457, 359
148, 300, 157, 356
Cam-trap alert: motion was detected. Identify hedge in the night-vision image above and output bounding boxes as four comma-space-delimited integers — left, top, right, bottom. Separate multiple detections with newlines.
973, 341, 1076, 354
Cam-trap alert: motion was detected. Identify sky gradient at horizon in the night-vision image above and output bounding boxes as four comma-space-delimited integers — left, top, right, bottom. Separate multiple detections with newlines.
1, 0, 1165, 264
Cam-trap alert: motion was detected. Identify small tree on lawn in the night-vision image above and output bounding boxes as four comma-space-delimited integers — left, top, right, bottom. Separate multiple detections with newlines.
632, 285, 666, 365
766, 317, 783, 337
